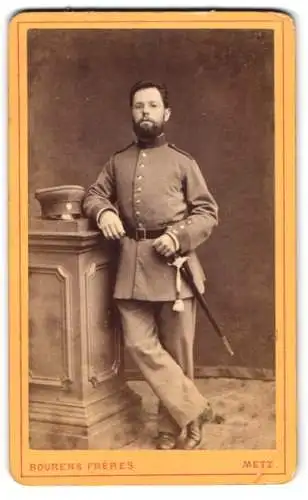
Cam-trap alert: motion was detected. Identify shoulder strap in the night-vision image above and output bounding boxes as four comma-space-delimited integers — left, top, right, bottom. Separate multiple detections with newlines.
168, 143, 194, 160
113, 142, 135, 156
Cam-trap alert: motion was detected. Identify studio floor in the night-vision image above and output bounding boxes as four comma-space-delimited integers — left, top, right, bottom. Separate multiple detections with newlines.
125, 378, 276, 450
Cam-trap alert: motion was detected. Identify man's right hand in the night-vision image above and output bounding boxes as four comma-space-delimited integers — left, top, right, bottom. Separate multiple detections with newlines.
98, 211, 126, 240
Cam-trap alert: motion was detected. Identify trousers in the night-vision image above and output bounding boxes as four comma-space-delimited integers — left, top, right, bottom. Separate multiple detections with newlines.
116, 298, 207, 433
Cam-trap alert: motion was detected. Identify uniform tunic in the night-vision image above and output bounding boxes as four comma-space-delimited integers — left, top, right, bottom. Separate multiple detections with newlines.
83, 134, 218, 301
83, 134, 219, 431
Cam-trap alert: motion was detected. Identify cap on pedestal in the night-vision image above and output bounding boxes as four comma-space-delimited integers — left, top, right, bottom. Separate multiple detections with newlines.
35, 185, 85, 220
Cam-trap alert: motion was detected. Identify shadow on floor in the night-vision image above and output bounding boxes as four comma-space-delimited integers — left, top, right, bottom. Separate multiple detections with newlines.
124, 378, 276, 450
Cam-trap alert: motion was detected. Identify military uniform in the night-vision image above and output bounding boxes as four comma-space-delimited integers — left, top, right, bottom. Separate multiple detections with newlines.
83, 133, 218, 435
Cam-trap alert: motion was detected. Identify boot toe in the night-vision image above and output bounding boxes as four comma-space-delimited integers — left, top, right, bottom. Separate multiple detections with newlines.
182, 434, 202, 450
156, 432, 177, 450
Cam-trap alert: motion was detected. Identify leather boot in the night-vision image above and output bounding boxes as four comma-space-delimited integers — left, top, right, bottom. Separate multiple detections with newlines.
156, 432, 177, 450
182, 404, 213, 450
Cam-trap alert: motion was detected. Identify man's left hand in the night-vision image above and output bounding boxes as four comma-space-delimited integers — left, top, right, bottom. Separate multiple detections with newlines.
152, 234, 177, 258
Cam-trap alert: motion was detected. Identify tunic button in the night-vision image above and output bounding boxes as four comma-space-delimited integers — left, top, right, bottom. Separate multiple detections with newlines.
137, 222, 143, 228
141, 152, 146, 157
136, 187, 142, 192
137, 175, 143, 180
135, 199, 141, 204
135, 211, 141, 216
180, 225, 185, 229
139, 164, 144, 168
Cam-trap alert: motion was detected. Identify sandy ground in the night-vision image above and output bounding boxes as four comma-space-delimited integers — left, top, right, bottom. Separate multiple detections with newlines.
125, 378, 276, 449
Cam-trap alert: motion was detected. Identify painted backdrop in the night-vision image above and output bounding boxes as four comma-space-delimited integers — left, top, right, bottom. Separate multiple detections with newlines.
28, 29, 274, 378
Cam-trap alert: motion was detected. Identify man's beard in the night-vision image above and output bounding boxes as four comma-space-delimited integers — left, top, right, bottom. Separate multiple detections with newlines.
133, 119, 164, 141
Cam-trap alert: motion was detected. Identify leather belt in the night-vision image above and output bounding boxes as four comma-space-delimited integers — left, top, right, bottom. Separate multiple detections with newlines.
124, 225, 166, 241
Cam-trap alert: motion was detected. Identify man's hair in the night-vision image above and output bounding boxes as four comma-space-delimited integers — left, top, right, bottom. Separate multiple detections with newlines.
129, 80, 170, 108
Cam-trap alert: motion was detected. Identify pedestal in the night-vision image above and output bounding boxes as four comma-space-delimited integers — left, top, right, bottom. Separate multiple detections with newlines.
29, 218, 142, 449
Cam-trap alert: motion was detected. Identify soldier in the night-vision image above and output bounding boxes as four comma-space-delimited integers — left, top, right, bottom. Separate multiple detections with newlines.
83, 80, 219, 450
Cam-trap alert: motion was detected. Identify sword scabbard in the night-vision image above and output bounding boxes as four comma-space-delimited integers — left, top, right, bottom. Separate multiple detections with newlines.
179, 260, 235, 357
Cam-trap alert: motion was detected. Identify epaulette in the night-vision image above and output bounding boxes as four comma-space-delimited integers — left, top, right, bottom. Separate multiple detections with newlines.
168, 143, 194, 160
113, 142, 134, 157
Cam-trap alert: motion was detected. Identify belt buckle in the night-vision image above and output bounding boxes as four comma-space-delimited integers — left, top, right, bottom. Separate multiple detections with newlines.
136, 227, 146, 241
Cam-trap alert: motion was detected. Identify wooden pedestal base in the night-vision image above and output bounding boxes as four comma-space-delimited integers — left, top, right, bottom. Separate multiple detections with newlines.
30, 385, 142, 450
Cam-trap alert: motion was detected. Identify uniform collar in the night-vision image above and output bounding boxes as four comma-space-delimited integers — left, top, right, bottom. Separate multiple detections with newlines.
136, 133, 167, 149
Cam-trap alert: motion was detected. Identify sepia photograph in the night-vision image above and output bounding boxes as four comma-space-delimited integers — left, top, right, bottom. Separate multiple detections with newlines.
9, 10, 296, 485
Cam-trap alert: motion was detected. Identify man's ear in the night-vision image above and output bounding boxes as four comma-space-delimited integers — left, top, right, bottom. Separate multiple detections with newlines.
164, 108, 171, 123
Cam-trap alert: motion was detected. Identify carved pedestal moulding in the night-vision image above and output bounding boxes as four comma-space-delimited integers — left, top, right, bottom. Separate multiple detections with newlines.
84, 262, 121, 388
29, 264, 73, 389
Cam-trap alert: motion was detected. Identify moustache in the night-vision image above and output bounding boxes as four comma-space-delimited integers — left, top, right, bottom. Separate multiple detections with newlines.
138, 119, 155, 125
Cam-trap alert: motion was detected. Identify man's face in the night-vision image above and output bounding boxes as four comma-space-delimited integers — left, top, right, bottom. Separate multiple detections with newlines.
131, 87, 171, 139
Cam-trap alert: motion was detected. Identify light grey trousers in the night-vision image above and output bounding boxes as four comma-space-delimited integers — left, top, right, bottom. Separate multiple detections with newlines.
116, 298, 207, 434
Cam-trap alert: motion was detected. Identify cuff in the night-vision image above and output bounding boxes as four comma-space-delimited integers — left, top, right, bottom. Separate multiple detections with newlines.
166, 231, 180, 252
